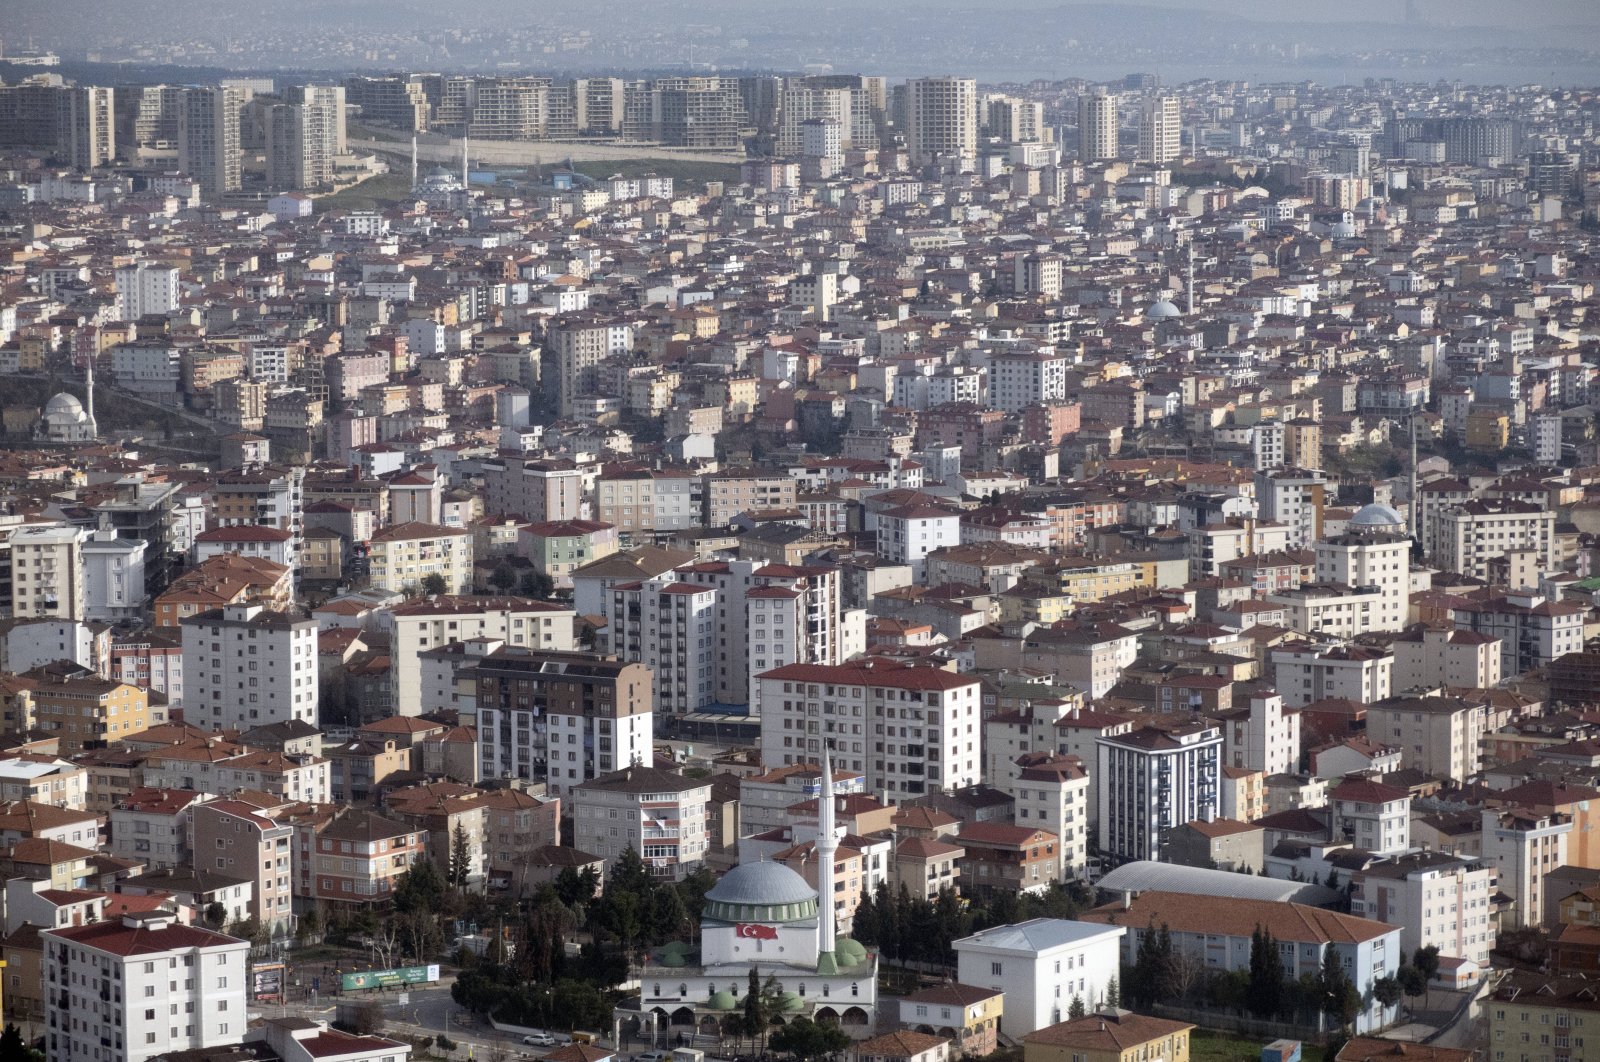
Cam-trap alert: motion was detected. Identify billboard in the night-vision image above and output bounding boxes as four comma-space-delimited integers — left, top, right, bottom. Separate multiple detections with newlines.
340, 964, 441, 991
252, 962, 285, 1001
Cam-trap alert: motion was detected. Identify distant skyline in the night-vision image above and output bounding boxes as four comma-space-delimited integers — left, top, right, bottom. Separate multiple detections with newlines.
4, 0, 1598, 87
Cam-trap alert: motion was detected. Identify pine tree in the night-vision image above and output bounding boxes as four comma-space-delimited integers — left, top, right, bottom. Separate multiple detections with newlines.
449, 823, 472, 889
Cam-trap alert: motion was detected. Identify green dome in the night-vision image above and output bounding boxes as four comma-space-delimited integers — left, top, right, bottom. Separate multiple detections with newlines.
836, 938, 867, 965
708, 991, 737, 1011
777, 991, 804, 1013
662, 941, 690, 956
659, 951, 687, 967
704, 862, 820, 925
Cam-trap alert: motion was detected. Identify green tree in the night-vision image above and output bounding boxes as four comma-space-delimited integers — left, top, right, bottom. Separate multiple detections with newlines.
649, 885, 690, 944
851, 884, 880, 946
1412, 946, 1440, 984
420, 573, 448, 596
1372, 975, 1403, 1009
1067, 995, 1086, 1019
204, 902, 227, 927
449, 823, 473, 889
0, 1023, 34, 1062
1104, 976, 1120, 1009
394, 858, 449, 915
1247, 926, 1285, 1019
488, 561, 517, 591
1398, 965, 1427, 1000
1320, 947, 1360, 1029
554, 865, 601, 911
768, 1017, 850, 1061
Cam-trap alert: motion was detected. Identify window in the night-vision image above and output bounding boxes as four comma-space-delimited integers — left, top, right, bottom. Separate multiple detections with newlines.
991, 962, 1002, 976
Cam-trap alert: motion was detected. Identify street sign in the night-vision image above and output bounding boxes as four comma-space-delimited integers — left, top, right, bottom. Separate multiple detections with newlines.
397, 992, 410, 1006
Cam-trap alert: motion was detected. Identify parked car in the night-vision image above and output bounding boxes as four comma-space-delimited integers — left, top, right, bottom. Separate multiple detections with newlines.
522, 1033, 557, 1047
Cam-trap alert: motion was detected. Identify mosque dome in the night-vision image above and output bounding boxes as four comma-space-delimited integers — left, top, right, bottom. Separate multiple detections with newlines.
835, 938, 868, 967
703, 861, 818, 924
707, 991, 737, 1011
1349, 503, 1405, 530
1147, 299, 1182, 319
36, 392, 96, 443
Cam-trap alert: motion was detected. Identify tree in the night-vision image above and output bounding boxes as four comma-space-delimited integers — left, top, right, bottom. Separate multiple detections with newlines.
394, 858, 449, 915
520, 571, 557, 599
1247, 925, 1285, 1019
1412, 946, 1440, 984
554, 865, 601, 911
1319, 947, 1360, 1030
1372, 976, 1403, 1009
1067, 995, 1086, 1019
1104, 976, 1120, 1009
1398, 965, 1427, 1000
0, 1023, 32, 1062
420, 573, 448, 596
852, 883, 880, 946
768, 1017, 850, 1061
204, 902, 227, 928
488, 561, 517, 591
449, 824, 473, 890
1128, 921, 1174, 1010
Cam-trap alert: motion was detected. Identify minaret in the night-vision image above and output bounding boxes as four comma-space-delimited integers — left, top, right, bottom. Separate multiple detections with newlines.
1186, 240, 1195, 315
814, 745, 839, 975
411, 135, 418, 188
84, 354, 97, 439
461, 136, 469, 188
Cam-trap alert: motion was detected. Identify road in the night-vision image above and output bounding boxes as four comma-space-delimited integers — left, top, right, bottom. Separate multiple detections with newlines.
350, 134, 743, 168
267, 984, 524, 1058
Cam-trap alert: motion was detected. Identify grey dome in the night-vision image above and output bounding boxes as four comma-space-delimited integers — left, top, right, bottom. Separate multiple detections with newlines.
1350, 503, 1405, 529
43, 393, 86, 418
1148, 299, 1182, 319
703, 860, 818, 924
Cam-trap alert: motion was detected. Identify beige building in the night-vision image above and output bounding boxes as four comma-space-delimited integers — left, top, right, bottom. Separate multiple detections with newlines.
1024, 1012, 1192, 1062
8, 525, 86, 621
702, 468, 798, 527
1434, 499, 1555, 583
572, 765, 712, 881
368, 521, 474, 594
28, 674, 151, 754
1484, 806, 1572, 929
1487, 972, 1600, 1062
905, 77, 978, 164
1364, 694, 1486, 784
1391, 626, 1501, 691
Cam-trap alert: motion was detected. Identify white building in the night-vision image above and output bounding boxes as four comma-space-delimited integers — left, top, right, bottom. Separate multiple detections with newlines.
388, 596, 578, 715
953, 919, 1126, 1037
572, 765, 712, 881
113, 263, 181, 322
367, 521, 474, 595
905, 77, 978, 165
1255, 468, 1327, 551
43, 912, 250, 1062
111, 343, 183, 394
1434, 499, 1555, 583
1314, 505, 1412, 633
998, 753, 1091, 882
1453, 591, 1586, 678
1482, 806, 1572, 929
1096, 722, 1222, 863
1218, 689, 1301, 777
181, 602, 318, 731
1138, 94, 1181, 164
1329, 777, 1411, 855
81, 528, 147, 622
1270, 644, 1393, 708
1077, 90, 1118, 161
1391, 627, 1501, 691
757, 659, 983, 800
1350, 851, 1496, 966
985, 349, 1070, 413
876, 504, 962, 581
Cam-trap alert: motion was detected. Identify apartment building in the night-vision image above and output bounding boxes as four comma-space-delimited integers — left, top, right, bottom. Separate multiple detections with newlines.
1096, 723, 1222, 862
1349, 851, 1496, 967
572, 765, 712, 881
8, 525, 86, 621
367, 521, 474, 595
546, 316, 634, 417
904, 77, 978, 164
1270, 644, 1392, 708
757, 659, 983, 799
1390, 626, 1501, 691
1453, 591, 1585, 678
953, 919, 1126, 1038
113, 263, 180, 322
1315, 525, 1412, 633
986, 349, 1071, 413
954, 823, 1061, 899
595, 469, 703, 542
468, 648, 653, 797
702, 468, 799, 527
307, 808, 426, 905
1217, 689, 1301, 777
996, 752, 1090, 881
1483, 806, 1572, 930
179, 84, 245, 198
28, 673, 151, 754
43, 913, 250, 1062
1137, 94, 1181, 164
180, 603, 317, 732
389, 595, 577, 715
1434, 499, 1555, 583
189, 798, 295, 932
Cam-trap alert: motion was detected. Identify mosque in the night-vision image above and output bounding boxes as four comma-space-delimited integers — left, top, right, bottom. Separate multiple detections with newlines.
32, 359, 99, 444
636, 752, 878, 1037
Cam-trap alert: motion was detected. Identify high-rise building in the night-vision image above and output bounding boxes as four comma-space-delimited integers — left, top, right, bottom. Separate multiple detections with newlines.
778, 83, 852, 157
68, 86, 114, 169
115, 84, 185, 159
1315, 505, 1414, 633
8, 524, 86, 620
983, 94, 1047, 143
904, 76, 977, 165
1138, 93, 1181, 164
113, 262, 181, 322
179, 85, 244, 199
181, 602, 319, 731
264, 86, 343, 193
1077, 89, 1117, 161
43, 913, 250, 1062
1095, 721, 1221, 862
343, 74, 428, 131
575, 77, 625, 134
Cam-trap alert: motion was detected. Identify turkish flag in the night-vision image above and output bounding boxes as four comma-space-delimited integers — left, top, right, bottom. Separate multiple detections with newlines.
736, 923, 778, 940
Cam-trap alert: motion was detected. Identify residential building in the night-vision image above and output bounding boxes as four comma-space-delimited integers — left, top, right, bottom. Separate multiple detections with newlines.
1023, 1011, 1194, 1062
1270, 644, 1392, 708
1349, 851, 1496, 967
954, 824, 1061, 899
953, 918, 1126, 1037
1434, 499, 1555, 583
28, 673, 151, 754
899, 984, 1004, 1058
1483, 806, 1572, 930
571, 765, 712, 881
43, 913, 249, 1061
8, 525, 86, 621
1391, 626, 1501, 691
306, 808, 426, 905
1453, 591, 1586, 678
1096, 723, 1221, 863
1138, 94, 1181, 164
367, 521, 474, 595
905, 77, 978, 164
467, 648, 653, 797
388, 595, 577, 715
1364, 694, 1486, 784
180, 603, 318, 732
1077, 90, 1117, 161
189, 799, 295, 932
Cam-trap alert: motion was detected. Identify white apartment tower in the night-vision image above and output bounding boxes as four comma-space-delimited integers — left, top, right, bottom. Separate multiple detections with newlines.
43, 913, 250, 1062
1315, 504, 1413, 633
1138, 94, 1181, 164
905, 77, 978, 165
114, 263, 181, 323
1096, 722, 1222, 862
69, 86, 116, 170
181, 602, 319, 731
1078, 90, 1118, 161
179, 85, 245, 199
